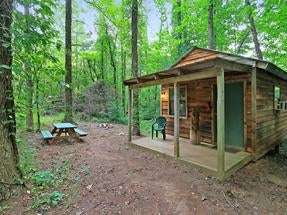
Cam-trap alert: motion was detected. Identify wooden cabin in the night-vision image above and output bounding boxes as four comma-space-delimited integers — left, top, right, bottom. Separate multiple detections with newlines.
124, 47, 287, 180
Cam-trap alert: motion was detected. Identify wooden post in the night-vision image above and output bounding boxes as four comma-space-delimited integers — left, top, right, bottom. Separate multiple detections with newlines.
251, 67, 257, 154
174, 82, 180, 158
128, 88, 132, 142
217, 68, 225, 180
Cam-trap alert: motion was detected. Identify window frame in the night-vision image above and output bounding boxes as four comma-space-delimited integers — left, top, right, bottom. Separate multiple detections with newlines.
274, 85, 281, 110
167, 85, 188, 119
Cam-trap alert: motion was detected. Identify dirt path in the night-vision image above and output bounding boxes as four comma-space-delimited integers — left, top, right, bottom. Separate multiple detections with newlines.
4, 123, 287, 214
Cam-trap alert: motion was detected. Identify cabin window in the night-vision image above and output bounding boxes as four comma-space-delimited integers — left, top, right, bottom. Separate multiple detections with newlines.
274, 85, 281, 109
168, 86, 187, 117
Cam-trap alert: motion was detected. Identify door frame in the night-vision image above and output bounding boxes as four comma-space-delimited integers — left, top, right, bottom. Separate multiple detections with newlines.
211, 80, 247, 151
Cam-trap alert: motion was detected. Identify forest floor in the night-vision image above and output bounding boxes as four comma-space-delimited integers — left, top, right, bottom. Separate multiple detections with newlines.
2, 122, 287, 215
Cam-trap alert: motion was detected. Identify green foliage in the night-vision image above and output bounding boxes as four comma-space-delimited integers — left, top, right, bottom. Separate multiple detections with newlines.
107, 99, 127, 124
16, 136, 70, 212
11, 0, 287, 134
18, 138, 37, 177
40, 112, 65, 128
31, 191, 64, 209
140, 119, 154, 136
53, 160, 70, 185
74, 81, 127, 123
49, 191, 64, 207
32, 171, 54, 187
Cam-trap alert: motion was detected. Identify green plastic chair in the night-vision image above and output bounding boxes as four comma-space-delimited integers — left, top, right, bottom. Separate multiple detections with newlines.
152, 116, 167, 140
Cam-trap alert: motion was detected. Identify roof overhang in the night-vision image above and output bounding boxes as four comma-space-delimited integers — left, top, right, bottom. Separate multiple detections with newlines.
124, 58, 251, 88
124, 47, 287, 88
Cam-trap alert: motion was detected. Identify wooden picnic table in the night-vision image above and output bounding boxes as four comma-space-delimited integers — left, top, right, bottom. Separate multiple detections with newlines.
49, 122, 87, 143
51, 123, 77, 136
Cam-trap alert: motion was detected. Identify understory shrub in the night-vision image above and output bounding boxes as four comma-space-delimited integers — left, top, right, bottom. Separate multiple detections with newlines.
32, 171, 54, 187
32, 191, 64, 209
74, 81, 126, 123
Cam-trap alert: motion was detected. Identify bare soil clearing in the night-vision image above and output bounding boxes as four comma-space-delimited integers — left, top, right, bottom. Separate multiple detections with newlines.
4, 123, 287, 214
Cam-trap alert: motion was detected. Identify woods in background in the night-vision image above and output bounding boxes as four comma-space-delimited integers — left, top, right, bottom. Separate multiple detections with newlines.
0, 0, 286, 201
1, 0, 286, 142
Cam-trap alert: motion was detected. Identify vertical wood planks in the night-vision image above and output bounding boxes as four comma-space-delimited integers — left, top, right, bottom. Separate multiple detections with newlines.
251, 67, 257, 154
217, 68, 225, 180
174, 82, 180, 157
128, 88, 132, 142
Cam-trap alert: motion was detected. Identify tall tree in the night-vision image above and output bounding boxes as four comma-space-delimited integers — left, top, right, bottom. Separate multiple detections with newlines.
120, 43, 126, 113
131, 0, 140, 135
0, 0, 20, 198
65, 0, 73, 121
173, 0, 183, 55
24, 3, 34, 131
208, 0, 216, 49
105, 22, 117, 92
245, 0, 263, 59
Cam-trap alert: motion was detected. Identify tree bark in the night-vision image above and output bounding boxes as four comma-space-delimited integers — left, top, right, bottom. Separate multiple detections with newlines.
26, 74, 34, 131
86, 59, 96, 82
105, 25, 117, 93
120, 44, 126, 114
236, 30, 249, 54
35, 74, 41, 131
245, 0, 263, 60
131, 0, 140, 136
24, 4, 34, 131
175, 0, 182, 55
208, 0, 216, 49
100, 39, 105, 80
64, 0, 73, 122
0, 0, 20, 199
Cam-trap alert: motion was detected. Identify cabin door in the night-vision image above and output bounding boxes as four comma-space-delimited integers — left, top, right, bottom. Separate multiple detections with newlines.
213, 82, 244, 149
225, 82, 244, 149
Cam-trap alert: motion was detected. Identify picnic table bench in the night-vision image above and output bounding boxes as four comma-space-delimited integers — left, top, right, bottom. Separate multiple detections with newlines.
41, 122, 88, 144
41, 130, 53, 141
74, 128, 88, 137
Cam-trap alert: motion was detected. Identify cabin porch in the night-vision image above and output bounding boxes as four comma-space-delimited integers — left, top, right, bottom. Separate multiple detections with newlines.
132, 135, 252, 177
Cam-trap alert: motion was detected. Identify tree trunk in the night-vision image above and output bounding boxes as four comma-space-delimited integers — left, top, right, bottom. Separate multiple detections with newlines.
64, 0, 73, 122
121, 44, 126, 114
35, 74, 41, 131
105, 25, 117, 93
86, 59, 95, 82
0, 0, 20, 200
26, 75, 34, 131
245, 0, 263, 60
100, 39, 105, 80
208, 0, 216, 49
172, 0, 183, 56
176, 0, 182, 55
236, 30, 249, 54
131, 0, 140, 136
24, 4, 34, 131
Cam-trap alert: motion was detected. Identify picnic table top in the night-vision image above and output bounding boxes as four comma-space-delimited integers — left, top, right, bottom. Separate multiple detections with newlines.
53, 123, 77, 129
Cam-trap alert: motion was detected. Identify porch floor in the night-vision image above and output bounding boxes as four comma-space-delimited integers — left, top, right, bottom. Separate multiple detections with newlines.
132, 135, 252, 175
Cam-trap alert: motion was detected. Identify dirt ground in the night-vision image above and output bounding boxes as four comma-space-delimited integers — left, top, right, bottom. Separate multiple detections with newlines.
3, 122, 287, 215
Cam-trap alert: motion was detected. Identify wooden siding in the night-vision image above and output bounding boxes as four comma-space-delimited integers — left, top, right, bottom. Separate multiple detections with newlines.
161, 72, 253, 150
173, 49, 217, 68
255, 70, 287, 157
161, 78, 214, 142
